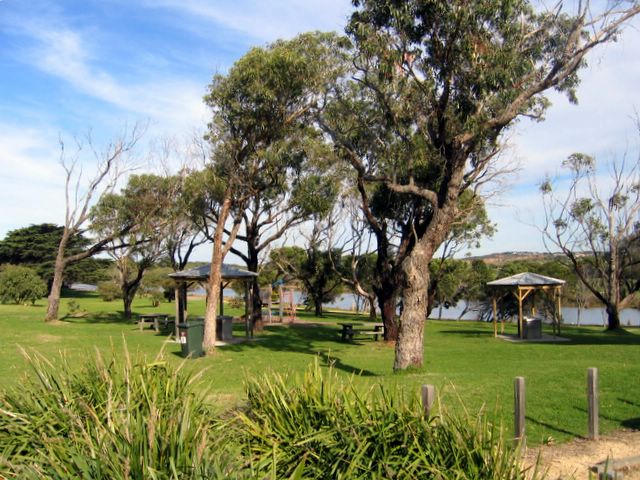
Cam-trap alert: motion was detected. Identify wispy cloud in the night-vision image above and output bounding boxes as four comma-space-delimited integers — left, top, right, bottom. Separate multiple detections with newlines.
11, 18, 208, 134
146, 0, 352, 42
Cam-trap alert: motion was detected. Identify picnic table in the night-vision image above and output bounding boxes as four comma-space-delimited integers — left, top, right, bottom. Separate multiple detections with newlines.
138, 313, 170, 332
338, 322, 385, 342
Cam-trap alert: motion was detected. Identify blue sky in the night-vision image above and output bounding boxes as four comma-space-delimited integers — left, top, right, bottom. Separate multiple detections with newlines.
1, 0, 639, 260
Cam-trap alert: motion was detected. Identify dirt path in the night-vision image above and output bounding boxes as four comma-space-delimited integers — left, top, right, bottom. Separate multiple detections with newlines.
524, 429, 640, 479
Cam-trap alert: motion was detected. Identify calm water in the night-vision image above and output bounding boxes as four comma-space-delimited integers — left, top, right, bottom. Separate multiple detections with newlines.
195, 287, 640, 327
428, 300, 640, 327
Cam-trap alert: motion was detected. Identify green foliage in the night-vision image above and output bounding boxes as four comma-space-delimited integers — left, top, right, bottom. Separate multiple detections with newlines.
0, 265, 47, 305
140, 267, 175, 306
269, 245, 344, 316
97, 280, 121, 302
0, 347, 237, 479
234, 361, 535, 479
0, 223, 97, 286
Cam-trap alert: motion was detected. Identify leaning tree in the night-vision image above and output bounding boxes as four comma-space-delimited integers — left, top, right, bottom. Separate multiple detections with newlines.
322, 0, 640, 369
45, 126, 144, 321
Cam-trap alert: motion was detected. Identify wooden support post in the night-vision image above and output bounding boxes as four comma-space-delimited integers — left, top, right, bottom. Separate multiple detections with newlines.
219, 282, 224, 316
492, 296, 498, 337
588, 367, 599, 440
422, 384, 436, 418
279, 285, 284, 322
514, 377, 526, 445
518, 290, 524, 339
245, 282, 251, 337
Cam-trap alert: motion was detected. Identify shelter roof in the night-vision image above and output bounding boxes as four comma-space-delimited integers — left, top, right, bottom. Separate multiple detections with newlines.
486, 271, 565, 287
169, 263, 258, 282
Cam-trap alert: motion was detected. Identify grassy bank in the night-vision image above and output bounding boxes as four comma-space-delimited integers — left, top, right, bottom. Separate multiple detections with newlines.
1, 291, 639, 445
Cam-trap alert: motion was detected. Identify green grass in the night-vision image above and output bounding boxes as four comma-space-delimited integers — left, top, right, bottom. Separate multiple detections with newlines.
1, 291, 639, 446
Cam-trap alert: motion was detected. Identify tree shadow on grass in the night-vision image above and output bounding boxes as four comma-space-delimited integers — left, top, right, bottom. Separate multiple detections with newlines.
219, 324, 379, 377
618, 397, 640, 408
622, 417, 640, 429
574, 404, 640, 430
60, 308, 175, 326
59, 312, 127, 324
438, 329, 495, 338
549, 328, 640, 346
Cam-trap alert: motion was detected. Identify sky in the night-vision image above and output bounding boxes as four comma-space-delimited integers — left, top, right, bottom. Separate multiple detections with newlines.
1, 0, 639, 262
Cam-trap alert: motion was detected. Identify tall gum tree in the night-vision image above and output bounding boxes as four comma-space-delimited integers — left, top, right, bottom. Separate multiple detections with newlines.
200, 32, 344, 349
325, 0, 640, 369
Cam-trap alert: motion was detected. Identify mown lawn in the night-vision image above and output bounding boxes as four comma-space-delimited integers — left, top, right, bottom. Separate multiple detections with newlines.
1, 291, 639, 446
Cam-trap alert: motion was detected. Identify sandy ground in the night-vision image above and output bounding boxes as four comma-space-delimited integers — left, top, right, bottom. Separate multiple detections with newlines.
524, 429, 640, 479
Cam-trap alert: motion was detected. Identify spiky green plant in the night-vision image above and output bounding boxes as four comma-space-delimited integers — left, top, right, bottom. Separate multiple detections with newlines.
0, 344, 238, 479
232, 360, 542, 479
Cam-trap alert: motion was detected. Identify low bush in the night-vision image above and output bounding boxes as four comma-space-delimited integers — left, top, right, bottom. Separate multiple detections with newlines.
0, 346, 239, 479
97, 280, 121, 302
0, 265, 46, 305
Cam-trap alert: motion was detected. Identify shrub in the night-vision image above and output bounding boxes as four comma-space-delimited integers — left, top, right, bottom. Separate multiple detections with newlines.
65, 299, 86, 317
0, 346, 239, 479
0, 265, 47, 305
148, 290, 164, 307
97, 280, 121, 301
232, 361, 538, 479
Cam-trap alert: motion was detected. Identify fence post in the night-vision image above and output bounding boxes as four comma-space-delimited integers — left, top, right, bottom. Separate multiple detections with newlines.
588, 367, 599, 440
514, 377, 526, 445
422, 384, 436, 419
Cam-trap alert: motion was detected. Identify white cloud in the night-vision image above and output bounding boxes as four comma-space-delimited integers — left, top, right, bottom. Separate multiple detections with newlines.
0, 125, 67, 237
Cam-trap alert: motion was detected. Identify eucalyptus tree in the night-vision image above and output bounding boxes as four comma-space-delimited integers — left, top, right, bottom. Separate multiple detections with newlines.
323, 0, 640, 369
199, 32, 344, 349
541, 152, 640, 330
91, 174, 172, 318
269, 225, 346, 318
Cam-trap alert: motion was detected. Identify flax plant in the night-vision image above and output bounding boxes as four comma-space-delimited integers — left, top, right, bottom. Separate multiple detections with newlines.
0, 344, 237, 479
232, 360, 542, 479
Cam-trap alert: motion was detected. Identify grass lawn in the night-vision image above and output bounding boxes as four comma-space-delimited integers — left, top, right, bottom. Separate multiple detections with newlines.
1, 291, 639, 446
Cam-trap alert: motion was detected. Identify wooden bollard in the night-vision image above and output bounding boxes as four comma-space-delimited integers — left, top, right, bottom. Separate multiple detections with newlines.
422, 384, 436, 418
588, 367, 599, 440
514, 377, 525, 444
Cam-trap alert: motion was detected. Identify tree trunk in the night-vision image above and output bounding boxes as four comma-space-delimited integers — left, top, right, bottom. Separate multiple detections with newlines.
394, 243, 431, 371
203, 195, 233, 352
314, 298, 323, 317
122, 286, 136, 319
378, 293, 398, 341
45, 229, 70, 321
368, 295, 377, 320
251, 279, 264, 331
605, 303, 621, 330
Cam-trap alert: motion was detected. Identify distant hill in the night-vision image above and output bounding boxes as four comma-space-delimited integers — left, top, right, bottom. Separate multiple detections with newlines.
466, 251, 568, 265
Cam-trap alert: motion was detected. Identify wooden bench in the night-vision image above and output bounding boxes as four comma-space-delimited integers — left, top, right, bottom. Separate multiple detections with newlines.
338, 322, 384, 342
138, 314, 170, 333
357, 330, 382, 341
